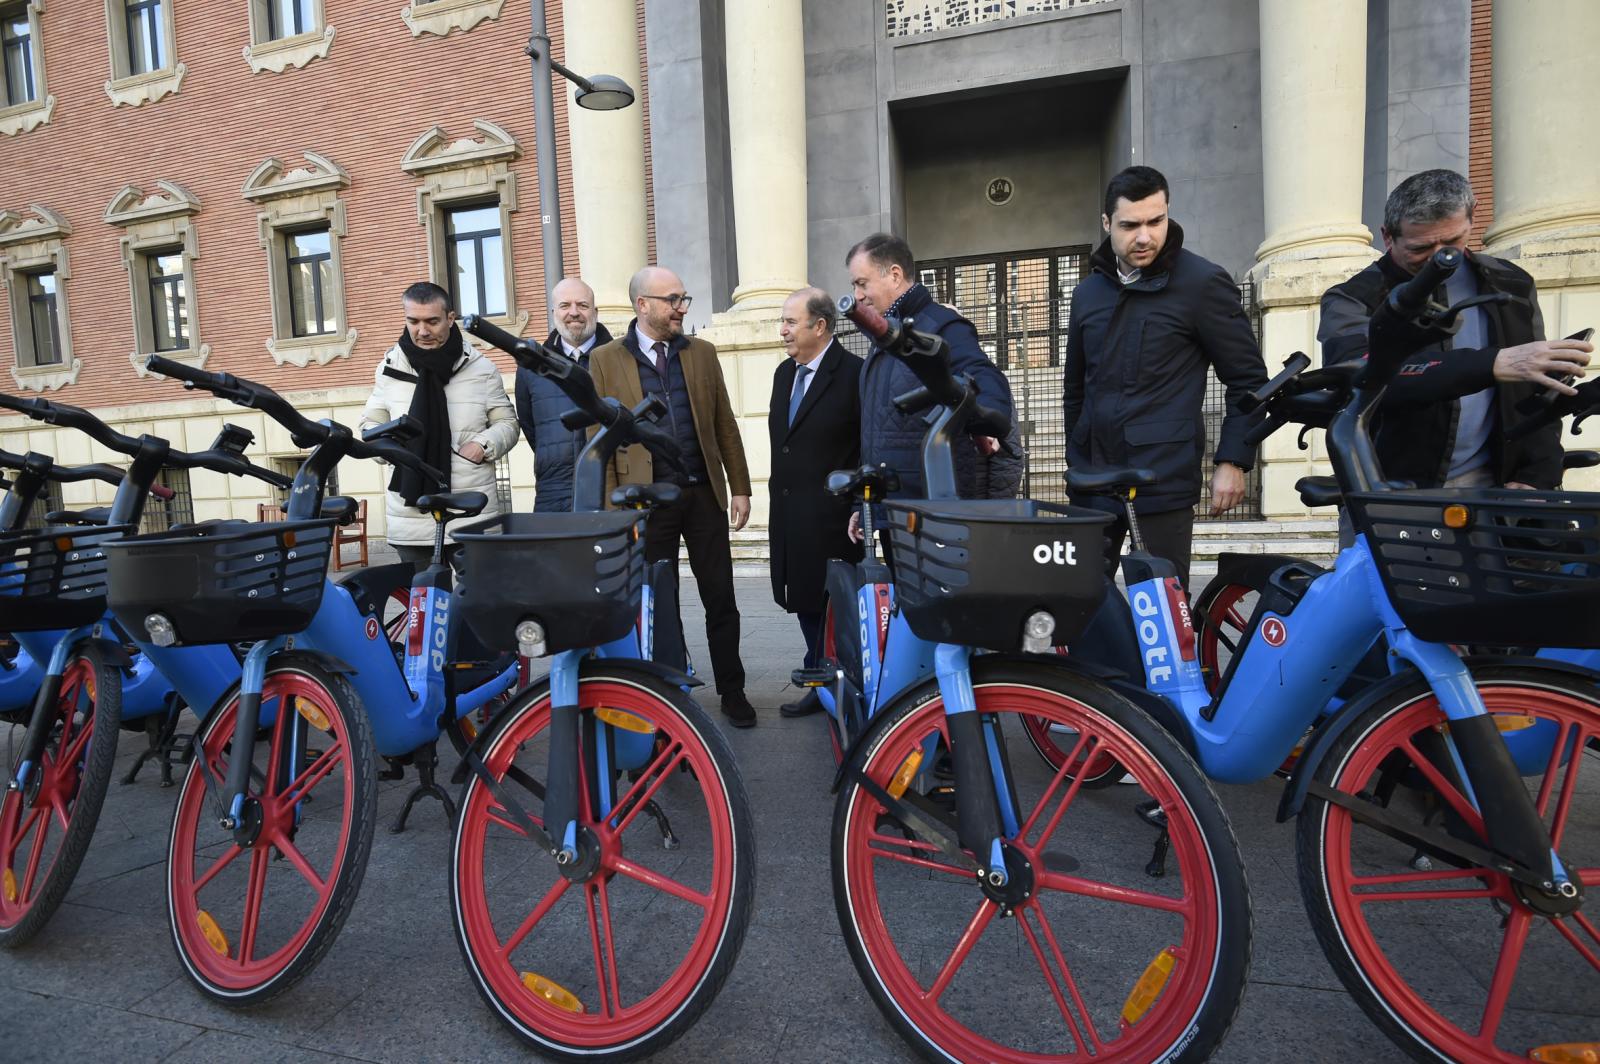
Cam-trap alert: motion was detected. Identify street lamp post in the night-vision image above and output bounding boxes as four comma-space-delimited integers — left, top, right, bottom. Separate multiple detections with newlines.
526, 3, 637, 315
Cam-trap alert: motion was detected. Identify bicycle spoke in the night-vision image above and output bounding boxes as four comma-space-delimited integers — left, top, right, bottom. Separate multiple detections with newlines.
501, 877, 570, 957
1017, 905, 1091, 1054
924, 900, 996, 1003
1550, 916, 1600, 975
1027, 741, 1095, 850
1349, 865, 1500, 904
1399, 737, 1486, 836
20, 806, 50, 901
280, 744, 345, 808
61, 716, 94, 771
237, 847, 270, 963
1028, 901, 1104, 1052
484, 805, 533, 838
274, 836, 327, 894
1546, 724, 1588, 850
595, 878, 624, 1017
1533, 721, 1576, 818
606, 741, 684, 839
584, 882, 612, 1018
1020, 728, 1092, 840
610, 855, 712, 909
50, 795, 69, 834
1224, 605, 1247, 631
1039, 871, 1189, 915
1476, 908, 1532, 1045
867, 831, 970, 878
193, 843, 245, 893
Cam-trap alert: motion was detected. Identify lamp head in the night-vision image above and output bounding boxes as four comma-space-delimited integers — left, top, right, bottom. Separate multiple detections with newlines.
574, 74, 636, 111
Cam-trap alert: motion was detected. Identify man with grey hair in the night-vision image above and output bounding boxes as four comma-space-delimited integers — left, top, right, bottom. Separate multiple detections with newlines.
768, 286, 862, 717
1319, 169, 1591, 493
515, 276, 613, 512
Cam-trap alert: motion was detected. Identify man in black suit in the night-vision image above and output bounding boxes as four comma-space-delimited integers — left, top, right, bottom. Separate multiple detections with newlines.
768, 287, 863, 717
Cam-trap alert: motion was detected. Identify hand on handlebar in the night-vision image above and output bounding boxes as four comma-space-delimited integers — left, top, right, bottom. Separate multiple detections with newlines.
1493, 338, 1592, 394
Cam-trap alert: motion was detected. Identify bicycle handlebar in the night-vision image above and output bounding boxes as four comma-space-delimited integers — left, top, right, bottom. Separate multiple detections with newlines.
1361, 246, 1461, 390
1505, 374, 1600, 442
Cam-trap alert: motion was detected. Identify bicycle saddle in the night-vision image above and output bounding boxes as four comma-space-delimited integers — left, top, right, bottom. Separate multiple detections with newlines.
42, 506, 113, 527
417, 491, 489, 517
826, 464, 901, 499
1564, 450, 1600, 470
609, 483, 682, 510
1295, 476, 1342, 509
1065, 467, 1158, 495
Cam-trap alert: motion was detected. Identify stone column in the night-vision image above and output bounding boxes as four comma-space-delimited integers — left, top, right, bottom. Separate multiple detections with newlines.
1484, 0, 1600, 489
1250, 0, 1378, 519
723, 0, 809, 308
562, 0, 649, 325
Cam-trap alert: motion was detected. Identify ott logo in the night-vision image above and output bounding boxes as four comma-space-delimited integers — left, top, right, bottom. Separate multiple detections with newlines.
1032, 541, 1078, 565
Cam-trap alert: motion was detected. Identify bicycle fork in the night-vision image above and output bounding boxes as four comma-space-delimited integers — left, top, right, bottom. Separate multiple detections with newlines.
7, 626, 93, 794
935, 645, 1021, 890
544, 650, 584, 866
217, 636, 287, 839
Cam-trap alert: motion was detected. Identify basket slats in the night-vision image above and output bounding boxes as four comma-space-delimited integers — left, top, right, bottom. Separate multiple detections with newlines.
0, 524, 132, 632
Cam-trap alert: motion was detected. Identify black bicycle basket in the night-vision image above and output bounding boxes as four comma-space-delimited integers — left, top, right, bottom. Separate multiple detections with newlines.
104, 518, 336, 646
1347, 486, 1600, 647
453, 510, 646, 656
0, 524, 133, 632
884, 499, 1113, 651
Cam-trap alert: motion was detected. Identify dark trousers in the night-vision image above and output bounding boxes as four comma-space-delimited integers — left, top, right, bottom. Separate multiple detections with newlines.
645, 483, 745, 694
1080, 498, 1195, 589
796, 610, 823, 669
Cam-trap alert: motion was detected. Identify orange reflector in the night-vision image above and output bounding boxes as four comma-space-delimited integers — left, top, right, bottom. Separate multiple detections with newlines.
1121, 947, 1178, 1025
905, 511, 916, 534
521, 971, 585, 1013
2, 868, 16, 903
197, 910, 230, 956
1495, 714, 1537, 733
1531, 1044, 1600, 1063
54, 536, 73, 551
295, 698, 330, 732
1442, 504, 1470, 529
459, 717, 478, 741
888, 749, 924, 799
595, 707, 655, 734
1128, 487, 1137, 501
281, 529, 297, 549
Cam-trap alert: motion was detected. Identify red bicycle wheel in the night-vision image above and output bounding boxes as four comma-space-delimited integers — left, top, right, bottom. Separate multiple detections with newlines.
167, 655, 375, 1004
1020, 713, 1126, 787
452, 667, 753, 1060
0, 646, 120, 946
821, 601, 845, 765
1194, 580, 1256, 694
1298, 665, 1600, 1062
834, 661, 1249, 1062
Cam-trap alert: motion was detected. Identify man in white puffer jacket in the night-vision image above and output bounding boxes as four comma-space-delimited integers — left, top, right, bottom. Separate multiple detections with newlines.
360, 282, 520, 564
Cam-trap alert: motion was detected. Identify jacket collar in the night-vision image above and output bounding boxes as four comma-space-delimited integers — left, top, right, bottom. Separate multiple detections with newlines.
888, 281, 933, 319
1089, 219, 1186, 289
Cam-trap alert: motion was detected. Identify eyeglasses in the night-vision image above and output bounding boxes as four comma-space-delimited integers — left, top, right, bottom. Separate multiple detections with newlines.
641, 293, 694, 310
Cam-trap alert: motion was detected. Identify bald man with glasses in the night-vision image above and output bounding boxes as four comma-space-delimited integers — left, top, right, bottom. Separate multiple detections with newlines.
588, 267, 757, 727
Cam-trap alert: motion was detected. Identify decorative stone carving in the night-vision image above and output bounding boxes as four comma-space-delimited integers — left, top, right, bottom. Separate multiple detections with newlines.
400, 0, 504, 38
0, 95, 54, 137
105, 63, 186, 107
243, 23, 335, 74
242, 152, 350, 201
400, 119, 521, 175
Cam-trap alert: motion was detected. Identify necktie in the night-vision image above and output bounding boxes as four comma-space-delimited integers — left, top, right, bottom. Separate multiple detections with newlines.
651, 340, 668, 382
788, 364, 812, 427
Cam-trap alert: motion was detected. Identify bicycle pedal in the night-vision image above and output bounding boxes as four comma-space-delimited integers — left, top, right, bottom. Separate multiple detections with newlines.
790, 667, 835, 688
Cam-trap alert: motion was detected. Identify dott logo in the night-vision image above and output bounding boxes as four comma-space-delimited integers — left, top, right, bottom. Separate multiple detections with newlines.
1032, 541, 1078, 565
1261, 617, 1288, 647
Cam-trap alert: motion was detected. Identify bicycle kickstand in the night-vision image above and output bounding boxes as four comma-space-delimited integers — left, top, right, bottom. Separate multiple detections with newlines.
1136, 798, 1170, 878
391, 741, 457, 834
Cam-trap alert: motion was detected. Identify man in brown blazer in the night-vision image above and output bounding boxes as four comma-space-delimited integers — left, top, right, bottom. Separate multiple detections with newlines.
588, 266, 757, 726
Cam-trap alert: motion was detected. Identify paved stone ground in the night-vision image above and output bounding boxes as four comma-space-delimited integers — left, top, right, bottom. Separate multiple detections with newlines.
1, 573, 1594, 1063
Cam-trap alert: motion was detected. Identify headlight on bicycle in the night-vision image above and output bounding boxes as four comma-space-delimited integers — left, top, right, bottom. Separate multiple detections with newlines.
1021, 610, 1056, 654
515, 619, 547, 659
143, 612, 178, 647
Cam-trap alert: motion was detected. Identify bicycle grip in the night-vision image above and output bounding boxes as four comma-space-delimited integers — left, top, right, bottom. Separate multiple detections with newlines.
970, 403, 1013, 441
839, 295, 890, 342
1390, 247, 1460, 317
1243, 412, 1283, 448
893, 386, 934, 415
559, 407, 598, 431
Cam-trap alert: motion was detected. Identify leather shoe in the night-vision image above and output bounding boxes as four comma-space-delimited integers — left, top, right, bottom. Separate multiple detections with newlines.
720, 690, 757, 728
779, 689, 824, 718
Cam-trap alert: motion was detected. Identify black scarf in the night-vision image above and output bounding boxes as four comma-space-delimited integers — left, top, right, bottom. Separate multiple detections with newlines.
390, 325, 464, 506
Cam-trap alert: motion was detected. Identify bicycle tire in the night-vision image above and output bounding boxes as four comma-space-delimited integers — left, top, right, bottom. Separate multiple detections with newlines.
833, 659, 1250, 1063
451, 665, 754, 1061
1297, 664, 1600, 1062
166, 653, 376, 1005
0, 643, 121, 946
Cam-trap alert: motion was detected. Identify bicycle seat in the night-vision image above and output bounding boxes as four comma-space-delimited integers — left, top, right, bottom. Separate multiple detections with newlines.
1564, 450, 1600, 470
1295, 476, 1343, 508
416, 491, 488, 517
826, 464, 901, 499
609, 483, 682, 510
1065, 467, 1158, 495
320, 495, 358, 525
43, 507, 112, 527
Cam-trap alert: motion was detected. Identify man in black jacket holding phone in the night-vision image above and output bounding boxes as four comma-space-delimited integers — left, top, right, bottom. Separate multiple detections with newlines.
1063, 166, 1267, 587
1319, 169, 1591, 493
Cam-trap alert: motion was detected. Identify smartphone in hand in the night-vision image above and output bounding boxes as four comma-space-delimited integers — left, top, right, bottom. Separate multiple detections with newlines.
1515, 327, 1594, 416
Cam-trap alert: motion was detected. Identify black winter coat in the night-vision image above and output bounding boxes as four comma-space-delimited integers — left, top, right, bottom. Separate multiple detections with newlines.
1062, 223, 1267, 514
514, 323, 614, 512
860, 283, 1014, 505
1317, 251, 1563, 489
768, 340, 864, 613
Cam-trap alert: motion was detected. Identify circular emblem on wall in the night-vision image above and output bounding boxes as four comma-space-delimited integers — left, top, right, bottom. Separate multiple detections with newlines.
1261, 617, 1288, 648
365, 617, 381, 641
986, 177, 1014, 206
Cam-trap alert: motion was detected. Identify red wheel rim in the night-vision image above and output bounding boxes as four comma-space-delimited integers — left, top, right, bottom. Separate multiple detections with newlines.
385, 587, 411, 644
1317, 684, 1600, 1061
1198, 583, 1253, 694
168, 671, 357, 991
0, 657, 95, 929
842, 684, 1225, 1061
455, 680, 738, 1048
